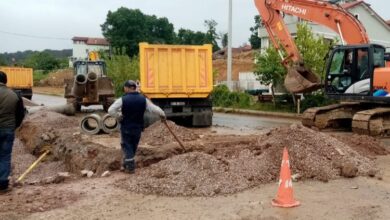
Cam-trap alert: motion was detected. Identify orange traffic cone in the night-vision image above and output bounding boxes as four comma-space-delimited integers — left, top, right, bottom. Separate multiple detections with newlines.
272, 147, 300, 208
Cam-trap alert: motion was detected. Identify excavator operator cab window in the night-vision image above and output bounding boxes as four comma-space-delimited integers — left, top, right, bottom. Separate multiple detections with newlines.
373, 47, 385, 68
326, 47, 371, 95
87, 63, 105, 77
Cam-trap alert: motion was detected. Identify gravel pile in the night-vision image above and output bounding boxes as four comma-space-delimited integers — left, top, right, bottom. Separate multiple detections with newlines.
118, 124, 381, 197
141, 121, 200, 146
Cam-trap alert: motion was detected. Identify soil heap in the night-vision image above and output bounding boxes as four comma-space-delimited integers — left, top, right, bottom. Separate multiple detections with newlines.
118, 124, 385, 197
140, 121, 200, 146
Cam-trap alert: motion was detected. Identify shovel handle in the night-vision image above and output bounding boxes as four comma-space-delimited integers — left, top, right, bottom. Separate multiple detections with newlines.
16, 150, 50, 183
163, 120, 186, 151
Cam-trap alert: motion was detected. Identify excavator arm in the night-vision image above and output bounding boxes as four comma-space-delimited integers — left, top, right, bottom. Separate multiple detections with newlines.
254, 0, 370, 93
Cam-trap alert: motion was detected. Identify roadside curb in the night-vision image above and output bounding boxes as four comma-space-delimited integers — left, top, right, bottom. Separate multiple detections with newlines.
33, 92, 64, 97
213, 107, 302, 119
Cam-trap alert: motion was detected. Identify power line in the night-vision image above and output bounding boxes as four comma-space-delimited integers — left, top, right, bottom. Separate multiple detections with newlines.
0, 30, 70, 41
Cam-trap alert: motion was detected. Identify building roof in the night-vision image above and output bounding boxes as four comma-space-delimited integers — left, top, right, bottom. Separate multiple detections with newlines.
341, 0, 365, 9
72, 36, 109, 46
341, 0, 390, 31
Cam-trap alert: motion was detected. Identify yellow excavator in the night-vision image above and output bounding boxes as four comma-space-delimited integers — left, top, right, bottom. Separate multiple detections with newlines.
254, 0, 390, 136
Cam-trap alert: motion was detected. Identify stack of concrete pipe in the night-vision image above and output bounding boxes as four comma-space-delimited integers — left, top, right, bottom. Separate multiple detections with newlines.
80, 114, 119, 135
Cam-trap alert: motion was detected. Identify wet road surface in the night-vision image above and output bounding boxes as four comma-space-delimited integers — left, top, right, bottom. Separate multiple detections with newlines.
213, 112, 298, 131
32, 94, 66, 106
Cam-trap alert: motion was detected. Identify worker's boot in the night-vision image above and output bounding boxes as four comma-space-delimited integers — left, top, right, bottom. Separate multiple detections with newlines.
0, 180, 10, 195
123, 158, 135, 174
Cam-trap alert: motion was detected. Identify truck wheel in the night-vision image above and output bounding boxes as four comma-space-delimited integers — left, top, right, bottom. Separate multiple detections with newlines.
192, 110, 213, 127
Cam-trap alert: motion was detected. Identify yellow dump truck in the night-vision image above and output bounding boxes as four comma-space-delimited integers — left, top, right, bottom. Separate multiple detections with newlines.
139, 43, 213, 126
0, 67, 33, 99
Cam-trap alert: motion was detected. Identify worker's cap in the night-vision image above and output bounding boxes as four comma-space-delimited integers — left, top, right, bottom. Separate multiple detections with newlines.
124, 80, 137, 88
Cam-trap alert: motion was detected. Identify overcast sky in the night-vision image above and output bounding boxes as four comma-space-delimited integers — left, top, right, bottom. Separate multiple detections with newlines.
0, 0, 388, 53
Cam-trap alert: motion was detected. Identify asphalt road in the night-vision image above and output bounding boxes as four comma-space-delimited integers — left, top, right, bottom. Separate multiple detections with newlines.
32, 94, 297, 130
32, 94, 66, 106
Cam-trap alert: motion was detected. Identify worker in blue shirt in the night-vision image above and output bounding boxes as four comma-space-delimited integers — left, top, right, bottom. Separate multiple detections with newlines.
108, 80, 165, 173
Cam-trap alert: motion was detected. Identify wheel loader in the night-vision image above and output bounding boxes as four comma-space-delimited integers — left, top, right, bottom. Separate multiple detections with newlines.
64, 52, 115, 112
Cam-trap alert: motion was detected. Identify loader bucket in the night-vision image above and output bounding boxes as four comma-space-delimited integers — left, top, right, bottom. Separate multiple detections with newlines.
284, 66, 322, 93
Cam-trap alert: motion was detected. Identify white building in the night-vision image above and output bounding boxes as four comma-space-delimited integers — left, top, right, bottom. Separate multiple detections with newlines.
238, 72, 268, 91
70, 37, 110, 65
258, 0, 390, 51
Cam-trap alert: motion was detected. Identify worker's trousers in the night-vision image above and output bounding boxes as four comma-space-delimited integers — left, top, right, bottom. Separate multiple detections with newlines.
0, 128, 14, 190
120, 128, 142, 172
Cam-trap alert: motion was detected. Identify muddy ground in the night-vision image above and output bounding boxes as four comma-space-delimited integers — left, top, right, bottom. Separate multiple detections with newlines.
1, 110, 390, 219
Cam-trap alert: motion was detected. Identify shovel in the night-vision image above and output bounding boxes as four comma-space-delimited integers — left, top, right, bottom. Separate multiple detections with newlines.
162, 120, 186, 151
14, 150, 50, 186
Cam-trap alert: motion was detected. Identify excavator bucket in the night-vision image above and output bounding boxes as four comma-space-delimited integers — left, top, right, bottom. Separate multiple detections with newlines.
284, 66, 322, 93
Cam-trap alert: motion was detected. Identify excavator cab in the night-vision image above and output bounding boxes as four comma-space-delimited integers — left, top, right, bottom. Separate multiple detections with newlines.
325, 44, 387, 99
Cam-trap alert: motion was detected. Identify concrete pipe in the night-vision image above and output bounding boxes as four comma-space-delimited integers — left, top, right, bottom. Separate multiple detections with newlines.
80, 114, 102, 135
86, 72, 98, 102
101, 114, 119, 133
72, 74, 87, 98
27, 104, 76, 116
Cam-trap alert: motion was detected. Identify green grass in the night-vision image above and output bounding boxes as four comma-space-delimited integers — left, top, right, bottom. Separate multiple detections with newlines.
247, 102, 295, 113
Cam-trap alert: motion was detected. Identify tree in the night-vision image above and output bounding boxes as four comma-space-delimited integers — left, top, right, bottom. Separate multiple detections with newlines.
101, 8, 175, 57
101, 50, 139, 96
254, 21, 335, 103
249, 15, 262, 49
204, 19, 220, 52
295, 22, 334, 78
0, 55, 7, 66
254, 46, 286, 104
175, 29, 208, 45
23, 52, 60, 72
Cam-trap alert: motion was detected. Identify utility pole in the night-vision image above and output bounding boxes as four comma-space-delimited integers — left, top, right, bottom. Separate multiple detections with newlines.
227, 0, 233, 90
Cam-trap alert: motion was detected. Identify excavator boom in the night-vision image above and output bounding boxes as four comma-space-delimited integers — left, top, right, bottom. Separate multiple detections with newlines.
254, 0, 370, 93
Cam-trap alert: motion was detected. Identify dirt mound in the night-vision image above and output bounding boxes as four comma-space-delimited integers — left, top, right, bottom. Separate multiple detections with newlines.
118, 124, 379, 197
214, 59, 255, 81
17, 110, 78, 155
17, 112, 190, 176
16, 111, 122, 176
332, 134, 390, 158
141, 121, 200, 146
12, 139, 67, 185
39, 68, 73, 87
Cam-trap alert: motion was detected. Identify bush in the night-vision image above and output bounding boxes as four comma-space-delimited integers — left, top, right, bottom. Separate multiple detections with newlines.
102, 54, 140, 97
33, 70, 47, 85
301, 93, 334, 112
212, 85, 252, 108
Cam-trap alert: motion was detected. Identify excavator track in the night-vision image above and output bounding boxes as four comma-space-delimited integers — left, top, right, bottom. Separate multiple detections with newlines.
302, 103, 362, 130
352, 108, 390, 136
